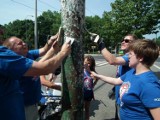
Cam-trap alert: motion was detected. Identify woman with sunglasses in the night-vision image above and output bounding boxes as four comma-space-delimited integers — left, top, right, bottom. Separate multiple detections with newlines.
98, 34, 138, 120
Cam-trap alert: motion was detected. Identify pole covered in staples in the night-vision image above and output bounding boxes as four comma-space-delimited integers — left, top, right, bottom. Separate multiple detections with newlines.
61, 0, 85, 119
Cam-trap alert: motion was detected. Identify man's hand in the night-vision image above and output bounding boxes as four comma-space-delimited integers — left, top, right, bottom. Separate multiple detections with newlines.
51, 40, 60, 54
47, 34, 58, 46
60, 40, 71, 56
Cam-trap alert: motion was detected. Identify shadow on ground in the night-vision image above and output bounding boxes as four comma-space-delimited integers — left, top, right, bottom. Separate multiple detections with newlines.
89, 99, 101, 117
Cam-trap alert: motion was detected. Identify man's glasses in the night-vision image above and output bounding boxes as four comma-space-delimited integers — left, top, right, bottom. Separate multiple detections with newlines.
121, 39, 132, 43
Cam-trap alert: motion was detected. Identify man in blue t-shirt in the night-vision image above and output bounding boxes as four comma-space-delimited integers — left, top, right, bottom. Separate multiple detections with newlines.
0, 36, 71, 120
0, 46, 33, 120
97, 34, 137, 120
3, 35, 61, 120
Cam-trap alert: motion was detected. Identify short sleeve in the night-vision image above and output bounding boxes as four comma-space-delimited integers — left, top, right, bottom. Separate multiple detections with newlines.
120, 69, 133, 81
122, 54, 129, 65
120, 73, 126, 82
0, 47, 33, 80
27, 49, 39, 60
140, 81, 160, 108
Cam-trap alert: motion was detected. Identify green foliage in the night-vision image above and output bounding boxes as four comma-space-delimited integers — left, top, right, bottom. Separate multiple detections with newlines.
1, 10, 61, 49
0, 0, 160, 51
38, 10, 61, 47
0, 25, 5, 43
104, 0, 160, 39
3, 20, 34, 48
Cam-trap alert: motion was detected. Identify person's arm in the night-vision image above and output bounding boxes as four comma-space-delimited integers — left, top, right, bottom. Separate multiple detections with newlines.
39, 40, 60, 61
39, 34, 59, 57
24, 41, 71, 76
40, 75, 61, 91
91, 71, 123, 85
98, 41, 126, 65
101, 48, 126, 65
149, 108, 160, 120
47, 73, 54, 82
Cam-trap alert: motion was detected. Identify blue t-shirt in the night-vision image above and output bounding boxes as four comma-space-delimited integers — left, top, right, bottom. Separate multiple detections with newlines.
20, 49, 42, 106
0, 46, 33, 120
115, 53, 131, 104
120, 69, 160, 120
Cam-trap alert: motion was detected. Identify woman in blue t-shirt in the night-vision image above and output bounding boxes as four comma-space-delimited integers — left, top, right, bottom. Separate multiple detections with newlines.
91, 39, 160, 120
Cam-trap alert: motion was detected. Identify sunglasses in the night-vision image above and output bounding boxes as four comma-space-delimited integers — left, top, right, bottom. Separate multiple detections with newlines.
121, 39, 132, 43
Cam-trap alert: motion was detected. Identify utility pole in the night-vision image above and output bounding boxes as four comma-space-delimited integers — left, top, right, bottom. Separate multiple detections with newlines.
25, 15, 33, 41
61, 0, 85, 119
34, 0, 38, 49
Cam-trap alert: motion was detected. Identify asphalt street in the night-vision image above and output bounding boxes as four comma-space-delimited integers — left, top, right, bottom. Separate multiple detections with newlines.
89, 58, 117, 120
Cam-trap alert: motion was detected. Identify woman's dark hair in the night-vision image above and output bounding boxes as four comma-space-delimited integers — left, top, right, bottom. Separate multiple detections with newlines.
84, 55, 96, 71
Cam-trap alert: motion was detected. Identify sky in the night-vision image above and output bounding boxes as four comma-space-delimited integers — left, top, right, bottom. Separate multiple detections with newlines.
0, 0, 159, 39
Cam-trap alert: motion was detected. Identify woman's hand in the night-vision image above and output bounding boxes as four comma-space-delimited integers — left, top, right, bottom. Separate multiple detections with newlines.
90, 71, 99, 79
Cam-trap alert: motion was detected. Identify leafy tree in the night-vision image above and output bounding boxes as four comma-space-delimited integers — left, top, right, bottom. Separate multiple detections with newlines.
2, 10, 61, 49
0, 25, 5, 44
101, 11, 121, 48
1, 1, 160, 52
38, 10, 61, 47
4, 20, 25, 38
102, 0, 160, 45
3, 20, 34, 48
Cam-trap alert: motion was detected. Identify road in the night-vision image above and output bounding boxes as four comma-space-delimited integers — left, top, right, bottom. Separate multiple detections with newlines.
89, 55, 117, 120
53, 54, 160, 120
